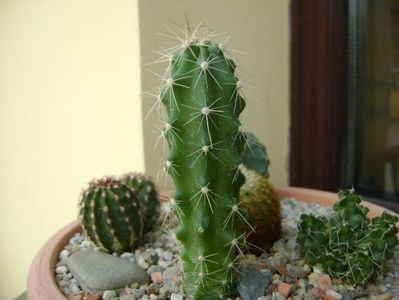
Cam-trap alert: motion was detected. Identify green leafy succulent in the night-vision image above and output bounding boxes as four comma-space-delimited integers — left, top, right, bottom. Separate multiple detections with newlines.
297, 190, 398, 285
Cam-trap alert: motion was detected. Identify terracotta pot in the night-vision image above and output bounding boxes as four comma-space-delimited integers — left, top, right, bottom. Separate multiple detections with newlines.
27, 187, 398, 300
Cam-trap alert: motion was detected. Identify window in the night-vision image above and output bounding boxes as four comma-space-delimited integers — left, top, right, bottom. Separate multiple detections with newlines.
344, 0, 399, 202
290, 0, 399, 208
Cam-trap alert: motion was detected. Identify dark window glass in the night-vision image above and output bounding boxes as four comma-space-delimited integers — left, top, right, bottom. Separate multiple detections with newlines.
354, 0, 399, 200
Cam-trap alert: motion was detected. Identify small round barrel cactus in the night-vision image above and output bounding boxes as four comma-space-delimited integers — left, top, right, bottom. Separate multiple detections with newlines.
240, 167, 281, 252
239, 132, 282, 253
297, 190, 399, 285
78, 175, 158, 253
121, 172, 158, 234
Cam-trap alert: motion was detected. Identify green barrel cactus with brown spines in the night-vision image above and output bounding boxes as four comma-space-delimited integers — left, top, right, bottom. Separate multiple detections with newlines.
239, 132, 282, 253
121, 172, 158, 234
78, 175, 158, 253
297, 190, 399, 285
158, 25, 246, 299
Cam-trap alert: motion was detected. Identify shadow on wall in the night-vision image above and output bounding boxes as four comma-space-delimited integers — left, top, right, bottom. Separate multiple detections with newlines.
13, 292, 26, 300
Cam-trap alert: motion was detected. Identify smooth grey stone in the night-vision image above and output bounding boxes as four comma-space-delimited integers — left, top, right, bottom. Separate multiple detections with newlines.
67, 250, 149, 292
260, 269, 273, 286
238, 264, 269, 300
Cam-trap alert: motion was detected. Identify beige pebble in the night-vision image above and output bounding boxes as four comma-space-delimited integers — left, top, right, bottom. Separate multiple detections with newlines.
138, 260, 149, 269
272, 274, 281, 280
67, 295, 82, 300
297, 278, 306, 289
308, 272, 319, 286
149, 294, 158, 300
308, 287, 326, 299
151, 271, 163, 284
322, 296, 338, 300
85, 293, 101, 300
326, 289, 342, 300
369, 292, 392, 300
278, 282, 292, 297
318, 274, 332, 291
275, 264, 288, 276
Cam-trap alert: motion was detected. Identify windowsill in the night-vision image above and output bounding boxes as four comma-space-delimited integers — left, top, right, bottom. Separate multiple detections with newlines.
363, 196, 399, 214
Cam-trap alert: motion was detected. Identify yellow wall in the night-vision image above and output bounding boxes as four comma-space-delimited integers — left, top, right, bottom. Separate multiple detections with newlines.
0, 0, 290, 298
139, 0, 290, 188
0, 1, 144, 299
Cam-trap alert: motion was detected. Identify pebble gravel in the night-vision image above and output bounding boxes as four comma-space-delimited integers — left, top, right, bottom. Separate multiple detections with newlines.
55, 198, 399, 300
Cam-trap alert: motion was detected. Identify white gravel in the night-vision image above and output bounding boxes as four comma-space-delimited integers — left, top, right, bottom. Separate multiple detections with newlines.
55, 198, 399, 300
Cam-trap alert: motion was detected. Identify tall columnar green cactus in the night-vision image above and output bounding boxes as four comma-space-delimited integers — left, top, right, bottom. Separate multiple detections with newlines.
158, 25, 246, 299
78, 175, 158, 253
297, 190, 399, 285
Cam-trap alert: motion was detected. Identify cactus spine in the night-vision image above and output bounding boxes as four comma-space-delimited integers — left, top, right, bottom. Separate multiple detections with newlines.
158, 25, 246, 299
79, 175, 158, 253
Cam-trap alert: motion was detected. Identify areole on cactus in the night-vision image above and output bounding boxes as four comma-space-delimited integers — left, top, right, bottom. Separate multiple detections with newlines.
155, 22, 248, 299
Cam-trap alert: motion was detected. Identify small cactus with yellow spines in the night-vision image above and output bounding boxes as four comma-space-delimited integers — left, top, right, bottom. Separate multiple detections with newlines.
239, 133, 282, 253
